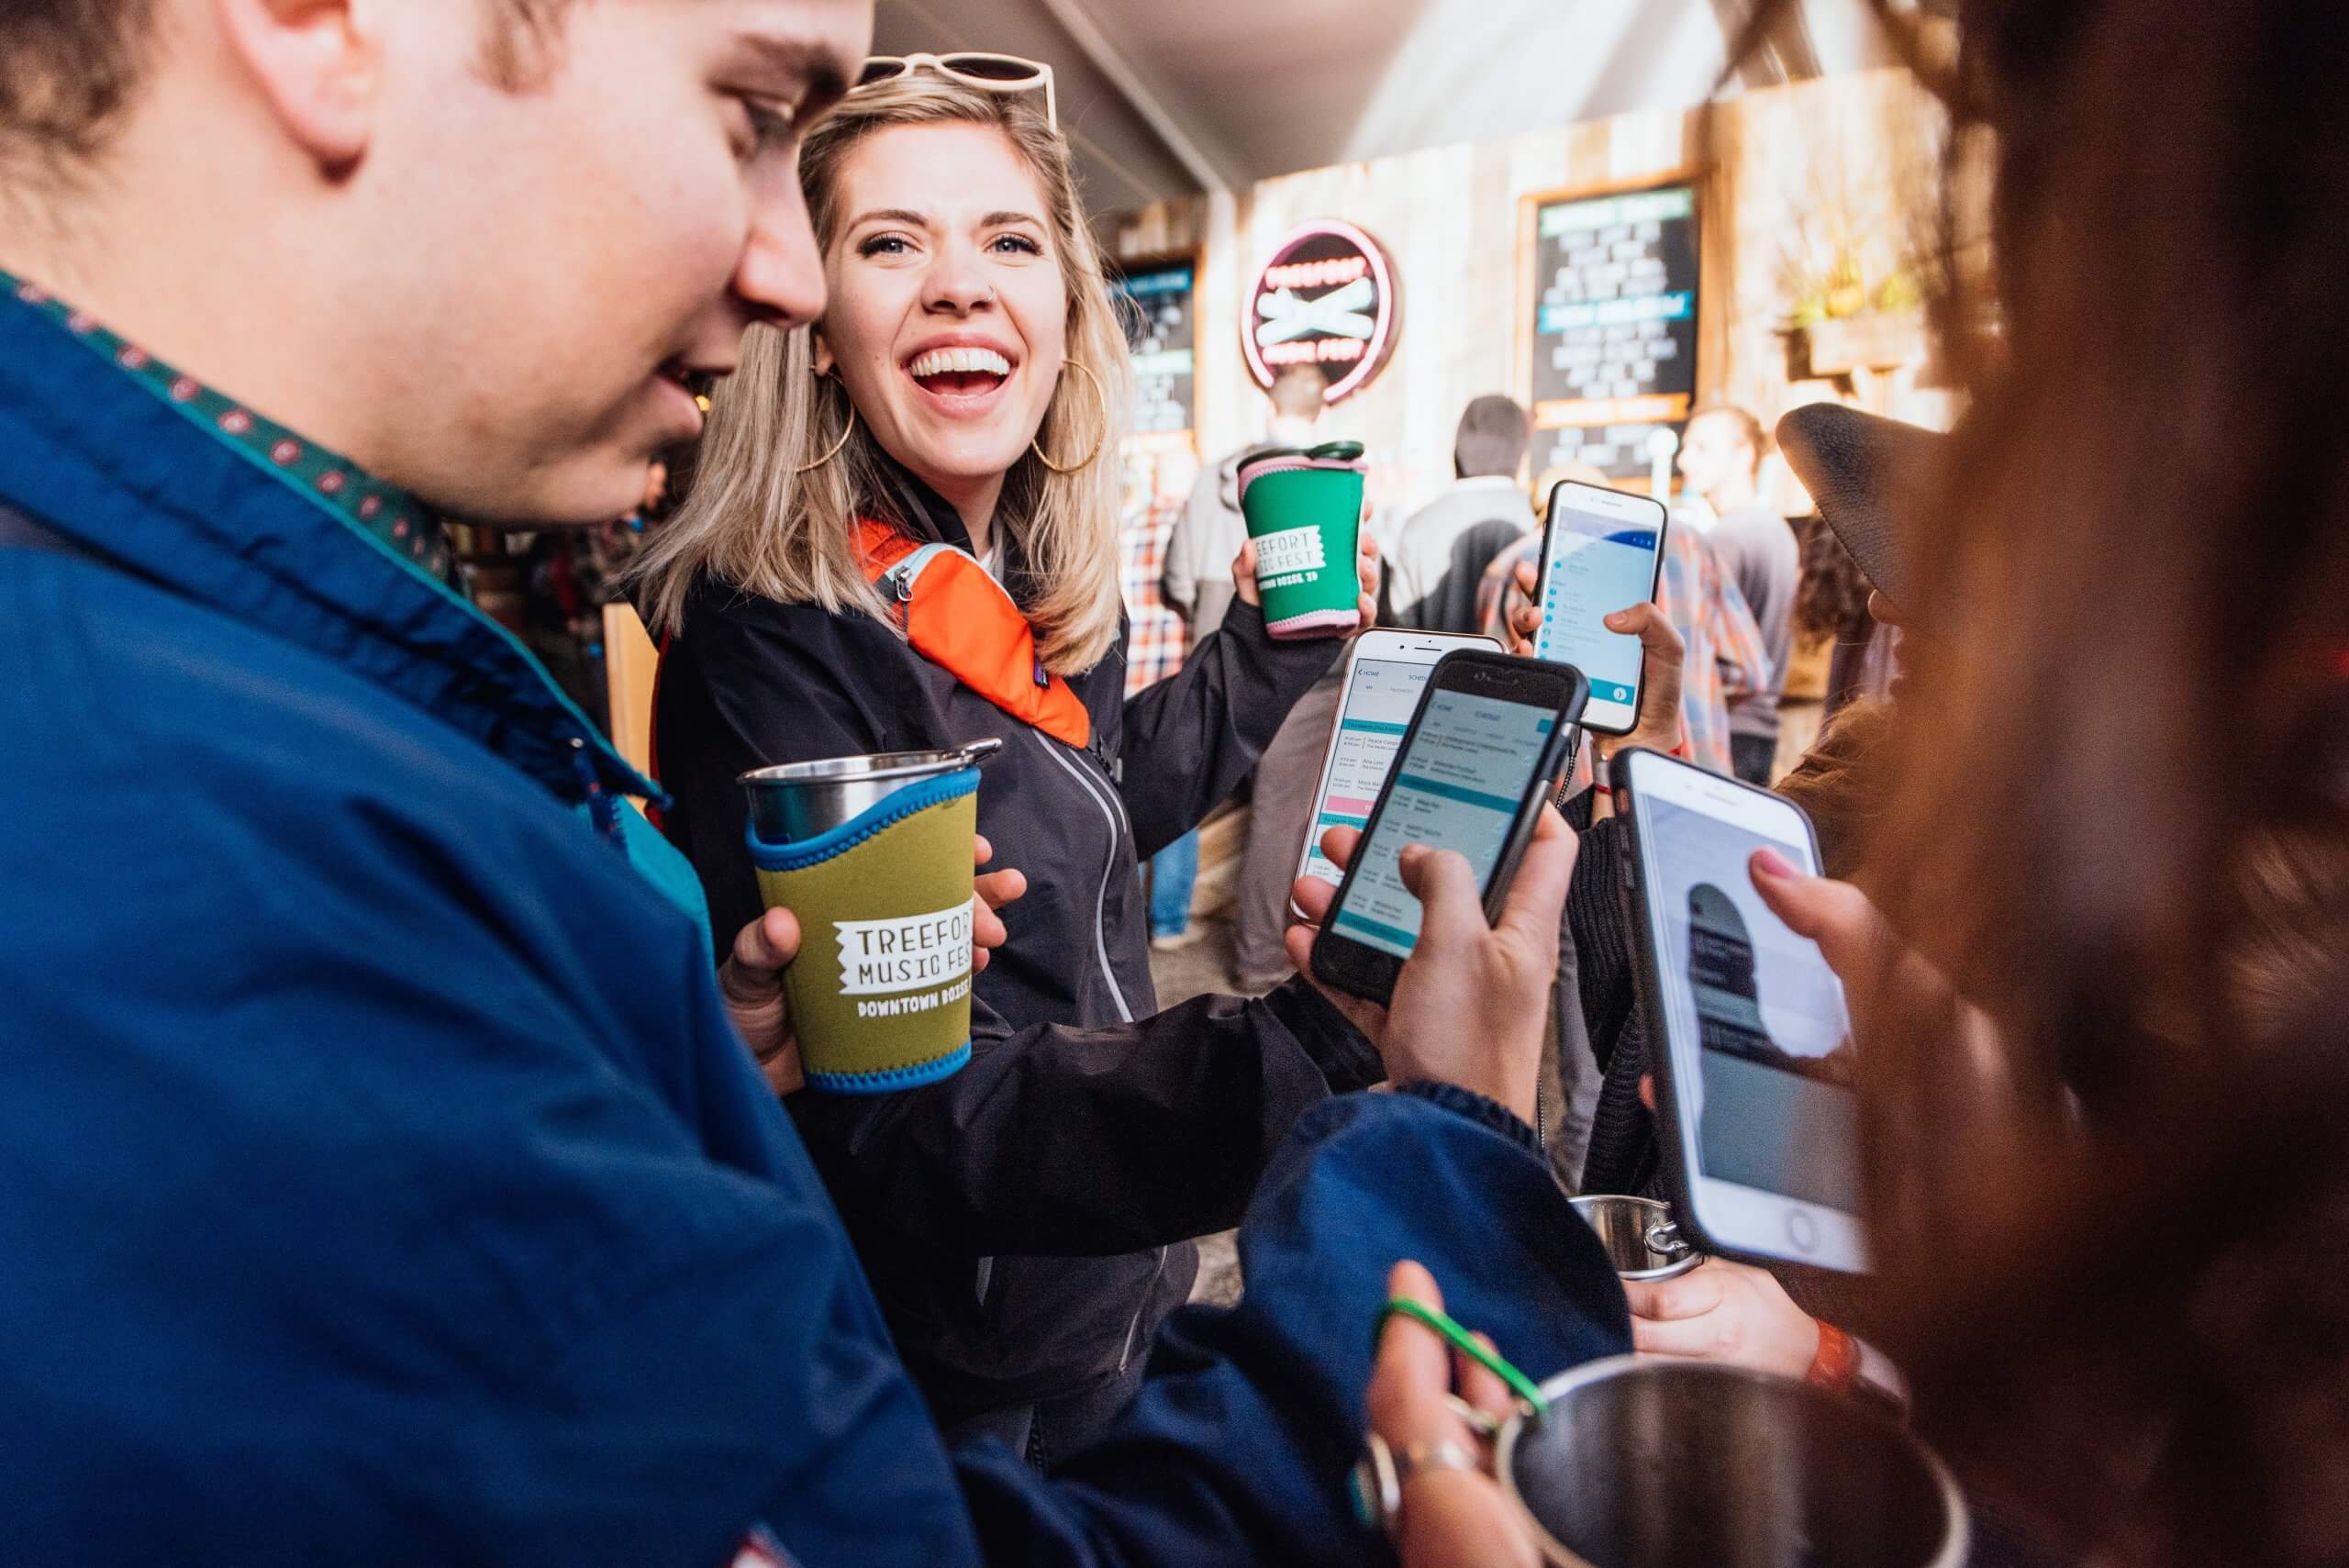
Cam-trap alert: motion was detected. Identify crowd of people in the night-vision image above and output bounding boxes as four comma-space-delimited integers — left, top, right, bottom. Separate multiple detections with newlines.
4, 0, 2345, 1564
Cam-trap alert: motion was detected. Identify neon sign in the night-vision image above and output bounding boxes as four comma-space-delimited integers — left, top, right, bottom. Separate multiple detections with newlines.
1243, 220, 1401, 404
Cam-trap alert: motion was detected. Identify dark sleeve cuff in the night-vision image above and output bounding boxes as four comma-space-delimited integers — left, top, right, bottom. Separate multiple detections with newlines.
1563, 781, 1598, 833
1261, 976, 1386, 1092
1219, 596, 1347, 679
1394, 1081, 1543, 1157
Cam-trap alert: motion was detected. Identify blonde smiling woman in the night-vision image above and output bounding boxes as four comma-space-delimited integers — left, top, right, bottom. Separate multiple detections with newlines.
631, 61, 1379, 1464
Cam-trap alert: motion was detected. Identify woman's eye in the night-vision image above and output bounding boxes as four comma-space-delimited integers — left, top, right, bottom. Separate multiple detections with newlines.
857, 235, 913, 258
989, 233, 1044, 257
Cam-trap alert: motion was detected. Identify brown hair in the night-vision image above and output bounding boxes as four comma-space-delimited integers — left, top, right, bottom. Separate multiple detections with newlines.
0, 1, 159, 166
1769, 695, 1891, 882
1791, 517, 1873, 643
0, 1, 573, 170
1736, 0, 2349, 1557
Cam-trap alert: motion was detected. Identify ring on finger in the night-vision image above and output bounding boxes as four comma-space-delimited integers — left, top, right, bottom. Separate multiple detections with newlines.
1350, 1432, 1486, 1543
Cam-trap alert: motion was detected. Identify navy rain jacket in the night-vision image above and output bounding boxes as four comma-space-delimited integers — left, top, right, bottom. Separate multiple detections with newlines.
0, 290, 1631, 1565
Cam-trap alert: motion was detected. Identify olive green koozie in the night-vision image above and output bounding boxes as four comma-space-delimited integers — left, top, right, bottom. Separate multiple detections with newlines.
747, 769, 978, 1093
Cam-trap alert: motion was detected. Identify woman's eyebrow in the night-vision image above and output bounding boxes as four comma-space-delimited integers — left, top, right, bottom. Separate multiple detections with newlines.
984, 211, 1048, 229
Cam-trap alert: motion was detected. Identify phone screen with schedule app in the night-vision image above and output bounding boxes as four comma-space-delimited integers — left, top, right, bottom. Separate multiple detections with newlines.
1302, 657, 1438, 889
1326, 687, 1561, 959
1535, 486, 1665, 732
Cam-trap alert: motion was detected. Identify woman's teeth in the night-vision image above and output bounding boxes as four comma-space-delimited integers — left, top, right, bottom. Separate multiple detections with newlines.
908, 347, 1012, 381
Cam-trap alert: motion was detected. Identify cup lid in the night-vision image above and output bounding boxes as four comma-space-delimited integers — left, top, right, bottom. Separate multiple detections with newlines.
1236, 439, 1364, 476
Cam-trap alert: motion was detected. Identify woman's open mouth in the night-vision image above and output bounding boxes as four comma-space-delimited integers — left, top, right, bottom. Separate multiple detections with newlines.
905, 346, 1014, 409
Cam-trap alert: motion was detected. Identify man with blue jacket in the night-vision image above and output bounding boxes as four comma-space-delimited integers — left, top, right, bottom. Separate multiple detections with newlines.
0, 2, 1628, 1562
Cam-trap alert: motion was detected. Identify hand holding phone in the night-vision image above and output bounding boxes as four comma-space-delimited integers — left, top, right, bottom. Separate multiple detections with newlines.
1288, 806, 1576, 1125
1532, 480, 1669, 736
1613, 748, 1866, 1273
1309, 651, 1587, 1007
1506, 585, 1688, 760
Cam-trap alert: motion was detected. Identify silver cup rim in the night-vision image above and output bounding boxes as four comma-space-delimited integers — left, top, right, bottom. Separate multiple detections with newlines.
737, 738, 1001, 790
1493, 1354, 1970, 1568
1567, 1194, 1701, 1282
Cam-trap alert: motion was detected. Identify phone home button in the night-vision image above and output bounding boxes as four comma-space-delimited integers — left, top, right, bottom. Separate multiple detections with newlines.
1786, 1209, 1819, 1253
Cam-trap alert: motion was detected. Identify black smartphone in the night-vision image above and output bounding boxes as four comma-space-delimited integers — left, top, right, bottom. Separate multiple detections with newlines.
1309, 651, 1588, 1006
1611, 747, 1867, 1273
1530, 479, 1668, 736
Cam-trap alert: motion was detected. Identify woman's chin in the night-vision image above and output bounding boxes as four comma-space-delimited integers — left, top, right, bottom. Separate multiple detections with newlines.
892, 431, 1039, 487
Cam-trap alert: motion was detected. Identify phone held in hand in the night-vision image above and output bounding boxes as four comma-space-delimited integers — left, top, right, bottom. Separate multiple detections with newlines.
1293, 628, 1504, 918
1611, 747, 1868, 1273
1531, 480, 1667, 736
1309, 651, 1588, 1007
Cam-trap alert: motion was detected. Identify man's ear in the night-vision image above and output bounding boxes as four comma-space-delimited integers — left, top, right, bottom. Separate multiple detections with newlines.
810, 330, 835, 377
214, 0, 380, 171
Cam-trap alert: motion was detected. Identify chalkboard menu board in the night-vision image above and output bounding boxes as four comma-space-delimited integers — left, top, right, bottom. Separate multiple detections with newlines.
1111, 261, 1196, 442
1525, 182, 1700, 482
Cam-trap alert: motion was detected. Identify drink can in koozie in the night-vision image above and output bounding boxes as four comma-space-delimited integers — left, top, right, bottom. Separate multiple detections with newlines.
1237, 439, 1365, 639
740, 740, 999, 1094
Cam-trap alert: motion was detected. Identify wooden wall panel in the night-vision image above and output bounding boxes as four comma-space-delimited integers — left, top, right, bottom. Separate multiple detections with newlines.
1102, 70, 1951, 518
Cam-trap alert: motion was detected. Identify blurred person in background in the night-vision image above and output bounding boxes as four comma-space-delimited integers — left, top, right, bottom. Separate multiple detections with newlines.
1794, 508, 1895, 721
1677, 404, 1799, 784
1162, 362, 1326, 647
1385, 394, 1536, 633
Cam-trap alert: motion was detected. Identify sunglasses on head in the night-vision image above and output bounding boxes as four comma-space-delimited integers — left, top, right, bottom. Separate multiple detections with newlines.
854, 52, 1058, 132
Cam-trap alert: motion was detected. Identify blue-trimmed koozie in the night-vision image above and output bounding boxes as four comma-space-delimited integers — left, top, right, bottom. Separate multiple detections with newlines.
740, 742, 998, 1093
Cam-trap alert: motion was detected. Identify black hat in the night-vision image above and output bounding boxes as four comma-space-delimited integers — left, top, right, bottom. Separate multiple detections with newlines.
1774, 404, 1948, 618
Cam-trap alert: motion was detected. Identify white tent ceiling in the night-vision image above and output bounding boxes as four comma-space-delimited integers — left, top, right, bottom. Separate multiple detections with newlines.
870, 0, 1929, 212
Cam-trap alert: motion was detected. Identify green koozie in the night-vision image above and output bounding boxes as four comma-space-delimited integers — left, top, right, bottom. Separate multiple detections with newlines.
1237, 439, 1366, 639
744, 764, 980, 1093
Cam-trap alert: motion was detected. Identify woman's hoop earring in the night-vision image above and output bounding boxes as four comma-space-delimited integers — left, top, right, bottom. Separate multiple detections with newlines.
1031, 360, 1108, 474
794, 384, 858, 473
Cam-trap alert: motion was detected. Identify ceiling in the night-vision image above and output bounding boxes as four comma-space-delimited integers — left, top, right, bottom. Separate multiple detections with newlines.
870, 0, 1929, 213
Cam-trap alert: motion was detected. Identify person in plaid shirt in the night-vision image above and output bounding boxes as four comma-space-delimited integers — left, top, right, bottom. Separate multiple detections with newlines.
1119, 479, 1200, 944
1478, 497, 1770, 787
1120, 485, 1187, 696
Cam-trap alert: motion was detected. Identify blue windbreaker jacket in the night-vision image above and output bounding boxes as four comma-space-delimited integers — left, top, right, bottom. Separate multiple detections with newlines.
0, 288, 1630, 1565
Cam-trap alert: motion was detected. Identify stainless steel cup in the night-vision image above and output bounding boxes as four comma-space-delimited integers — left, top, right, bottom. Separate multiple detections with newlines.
740, 739, 1002, 843
1569, 1195, 1700, 1282
1497, 1357, 1968, 1568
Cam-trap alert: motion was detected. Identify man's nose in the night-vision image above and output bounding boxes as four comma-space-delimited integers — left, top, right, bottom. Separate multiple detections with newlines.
736, 172, 826, 329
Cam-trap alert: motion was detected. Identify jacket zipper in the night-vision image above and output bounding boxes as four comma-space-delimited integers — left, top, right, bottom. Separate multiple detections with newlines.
1118, 1245, 1169, 1373
1030, 730, 1135, 1023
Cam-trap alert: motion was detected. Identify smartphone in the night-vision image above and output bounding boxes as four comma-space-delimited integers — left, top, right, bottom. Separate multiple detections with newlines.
1612, 747, 1867, 1273
1294, 628, 1504, 911
1309, 651, 1587, 1006
1531, 480, 1668, 736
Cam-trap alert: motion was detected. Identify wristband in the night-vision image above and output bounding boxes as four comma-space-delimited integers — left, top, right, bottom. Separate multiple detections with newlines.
1807, 1319, 1862, 1391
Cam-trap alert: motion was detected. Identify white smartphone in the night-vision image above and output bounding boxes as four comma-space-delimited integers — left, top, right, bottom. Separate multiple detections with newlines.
1614, 747, 1867, 1273
1531, 480, 1668, 735
1293, 628, 1502, 912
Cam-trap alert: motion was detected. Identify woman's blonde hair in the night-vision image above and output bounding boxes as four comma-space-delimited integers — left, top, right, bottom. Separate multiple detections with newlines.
629, 73, 1132, 674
